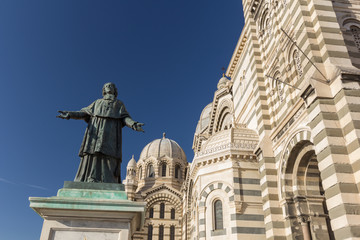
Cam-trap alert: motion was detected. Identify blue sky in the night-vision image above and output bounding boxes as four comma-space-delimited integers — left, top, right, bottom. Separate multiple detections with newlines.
0, 1, 244, 239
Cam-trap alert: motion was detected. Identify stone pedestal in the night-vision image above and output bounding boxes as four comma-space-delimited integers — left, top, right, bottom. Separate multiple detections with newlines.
29, 181, 146, 240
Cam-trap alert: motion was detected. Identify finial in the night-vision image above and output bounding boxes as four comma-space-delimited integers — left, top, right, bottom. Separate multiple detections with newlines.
132, 154, 134, 159
163, 132, 166, 139
222, 73, 225, 77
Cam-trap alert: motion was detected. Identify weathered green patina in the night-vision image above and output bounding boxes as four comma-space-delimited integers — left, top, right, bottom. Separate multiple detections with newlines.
29, 181, 145, 214
57, 83, 145, 183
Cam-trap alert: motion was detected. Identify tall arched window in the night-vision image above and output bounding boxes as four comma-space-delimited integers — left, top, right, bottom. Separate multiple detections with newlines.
139, 166, 142, 179
147, 225, 153, 240
171, 208, 175, 219
175, 165, 181, 179
265, 17, 272, 36
293, 49, 303, 77
188, 181, 193, 206
214, 200, 223, 230
158, 225, 164, 240
350, 25, 360, 51
170, 226, 175, 240
260, 9, 271, 37
149, 207, 154, 218
147, 164, 155, 178
272, 72, 284, 102
160, 203, 165, 219
161, 162, 166, 177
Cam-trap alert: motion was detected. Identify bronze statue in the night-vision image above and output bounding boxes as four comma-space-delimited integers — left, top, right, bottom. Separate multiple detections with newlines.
57, 82, 144, 183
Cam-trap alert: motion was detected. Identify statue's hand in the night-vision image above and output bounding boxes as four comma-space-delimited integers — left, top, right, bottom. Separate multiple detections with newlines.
57, 110, 70, 120
133, 122, 145, 132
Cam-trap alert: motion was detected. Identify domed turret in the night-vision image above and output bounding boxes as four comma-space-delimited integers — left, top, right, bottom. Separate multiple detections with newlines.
124, 155, 138, 201
217, 73, 230, 89
127, 155, 137, 169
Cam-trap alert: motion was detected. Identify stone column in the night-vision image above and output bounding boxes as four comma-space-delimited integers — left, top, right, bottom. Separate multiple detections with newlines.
299, 217, 312, 240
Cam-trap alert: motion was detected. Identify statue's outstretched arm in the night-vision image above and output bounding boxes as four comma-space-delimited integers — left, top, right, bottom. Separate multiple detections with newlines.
57, 111, 89, 120
123, 117, 145, 132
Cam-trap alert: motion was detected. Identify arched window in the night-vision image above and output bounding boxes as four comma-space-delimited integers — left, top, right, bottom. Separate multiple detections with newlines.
161, 162, 166, 177
265, 17, 271, 36
293, 49, 303, 77
147, 164, 155, 178
272, 72, 284, 102
260, 9, 271, 37
350, 25, 360, 51
171, 208, 175, 219
147, 225, 153, 240
158, 225, 164, 240
187, 180, 193, 212
160, 203, 165, 219
139, 166, 142, 179
149, 207, 154, 218
214, 200, 223, 230
175, 165, 181, 179
170, 226, 175, 240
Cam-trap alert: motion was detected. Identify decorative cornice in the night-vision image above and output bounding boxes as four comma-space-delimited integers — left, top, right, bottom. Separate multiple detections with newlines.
189, 153, 257, 181
250, 0, 263, 19
195, 141, 258, 158
142, 184, 182, 199
226, 30, 248, 79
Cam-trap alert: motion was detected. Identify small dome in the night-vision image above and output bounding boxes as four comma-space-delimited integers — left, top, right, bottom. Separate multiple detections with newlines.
127, 155, 137, 168
195, 103, 212, 135
217, 73, 230, 89
139, 133, 186, 162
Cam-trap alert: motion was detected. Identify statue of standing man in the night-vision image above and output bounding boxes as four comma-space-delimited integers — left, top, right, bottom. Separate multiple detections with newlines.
57, 82, 144, 183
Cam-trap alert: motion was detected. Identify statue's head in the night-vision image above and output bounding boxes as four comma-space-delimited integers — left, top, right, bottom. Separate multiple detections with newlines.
102, 82, 118, 97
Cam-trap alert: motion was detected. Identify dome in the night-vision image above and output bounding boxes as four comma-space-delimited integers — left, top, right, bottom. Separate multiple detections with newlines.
139, 133, 186, 162
217, 74, 230, 89
195, 103, 212, 135
127, 155, 137, 168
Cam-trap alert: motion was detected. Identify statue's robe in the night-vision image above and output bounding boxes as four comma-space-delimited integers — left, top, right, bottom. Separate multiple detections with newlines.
71, 98, 136, 183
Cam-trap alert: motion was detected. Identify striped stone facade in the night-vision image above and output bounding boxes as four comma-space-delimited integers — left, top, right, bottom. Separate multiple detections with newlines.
183, 77, 266, 240
220, 0, 360, 239
126, 1, 360, 239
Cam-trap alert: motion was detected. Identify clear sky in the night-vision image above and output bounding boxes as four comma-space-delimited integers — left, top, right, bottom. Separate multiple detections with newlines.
0, 0, 244, 239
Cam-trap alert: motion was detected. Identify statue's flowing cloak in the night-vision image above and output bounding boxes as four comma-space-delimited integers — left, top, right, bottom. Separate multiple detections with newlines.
78, 98, 135, 160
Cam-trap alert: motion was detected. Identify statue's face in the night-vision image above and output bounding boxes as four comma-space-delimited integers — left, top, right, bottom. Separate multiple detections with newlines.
103, 83, 116, 95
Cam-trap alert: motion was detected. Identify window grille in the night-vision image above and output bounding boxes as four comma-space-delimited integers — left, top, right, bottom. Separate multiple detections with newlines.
170, 226, 175, 240
294, 50, 303, 77
160, 203, 165, 219
147, 225, 153, 240
171, 208, 175, 219
351, 25, 360, 51
161, 163, 166, 177
148, 164, 155, 178
175, 165, 181, 179
149, 207, 154, 218
158, 225, 164, 240
214, 200, 223, 230
139, 166, 142, 179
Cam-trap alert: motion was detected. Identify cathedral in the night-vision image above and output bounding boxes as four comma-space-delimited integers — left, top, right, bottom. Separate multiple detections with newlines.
124, 0, 360, 239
